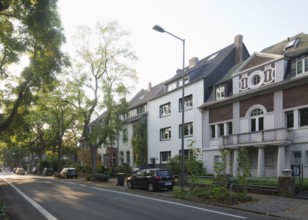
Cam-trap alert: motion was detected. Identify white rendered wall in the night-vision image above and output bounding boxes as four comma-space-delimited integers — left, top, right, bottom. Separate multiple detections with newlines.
147, 80, 204, 165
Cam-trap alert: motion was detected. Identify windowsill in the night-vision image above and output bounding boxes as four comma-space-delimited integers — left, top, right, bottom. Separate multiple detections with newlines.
160, 138, 171, 141
179, 107, 193, 112
295, 72, 308, 77
180, 134, 193, 139
160, 114, 171, 118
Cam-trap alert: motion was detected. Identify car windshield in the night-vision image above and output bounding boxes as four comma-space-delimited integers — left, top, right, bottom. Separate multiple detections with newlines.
156, 170, 171, 177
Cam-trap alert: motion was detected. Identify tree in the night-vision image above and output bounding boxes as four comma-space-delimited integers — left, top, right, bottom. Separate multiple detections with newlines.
0, 0, 68, 134
131, 119, 147, 167
71, 22, 137, 174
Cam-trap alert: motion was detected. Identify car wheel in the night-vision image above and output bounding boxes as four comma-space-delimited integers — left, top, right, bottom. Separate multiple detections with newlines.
127, 181, 133, 189
148, 183, 155, 192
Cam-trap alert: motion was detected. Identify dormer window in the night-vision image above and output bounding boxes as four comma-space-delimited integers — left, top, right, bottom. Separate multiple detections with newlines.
178, 75, 189, 87
216, 85, 225, 100
208, 52, 218, 61
167, 81, 177, 92
284, 38, 298, 50
296, 57, 308, 75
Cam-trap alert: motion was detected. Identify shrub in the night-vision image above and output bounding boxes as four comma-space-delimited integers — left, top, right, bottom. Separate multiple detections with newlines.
86, 174, 109, 182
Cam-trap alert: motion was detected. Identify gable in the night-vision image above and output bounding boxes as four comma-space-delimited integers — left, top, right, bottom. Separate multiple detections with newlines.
242, 56, 274, 71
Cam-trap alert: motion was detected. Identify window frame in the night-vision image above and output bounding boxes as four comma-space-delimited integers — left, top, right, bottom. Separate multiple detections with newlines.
299, 108, 308, 127
160, 102, 171, 117
296, 57, 308, 75
250, 108, 264, 131
216, 85, 225, 100
123, 128, 128, 142
160, 127, 172, 140
179, 122, 193, 138
285, 111, 294, 128
179, 94, 193, 112
160, 151, 171, 164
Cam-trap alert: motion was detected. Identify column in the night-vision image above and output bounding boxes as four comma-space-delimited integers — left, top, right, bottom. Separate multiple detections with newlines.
257, 146, 265, 177
233, 148, 239, 176
277, 145, 285, 177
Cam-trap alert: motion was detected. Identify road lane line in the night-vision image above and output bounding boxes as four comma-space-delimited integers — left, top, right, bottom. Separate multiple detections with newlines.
91, 186, 246, 219
2, 178, 58, 220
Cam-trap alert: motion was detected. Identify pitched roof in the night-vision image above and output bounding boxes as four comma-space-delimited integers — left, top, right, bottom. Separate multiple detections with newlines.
128, 81, 165, 109
261, 32, 308, 57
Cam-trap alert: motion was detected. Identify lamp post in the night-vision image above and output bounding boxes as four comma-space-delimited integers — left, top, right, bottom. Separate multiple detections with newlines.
153, 25, 185, 191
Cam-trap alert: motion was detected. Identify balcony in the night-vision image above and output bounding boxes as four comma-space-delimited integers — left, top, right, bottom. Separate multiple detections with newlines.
218, 128, 292, 149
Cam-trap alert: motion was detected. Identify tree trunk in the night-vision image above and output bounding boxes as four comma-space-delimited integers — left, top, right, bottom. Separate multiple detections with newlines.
90, 145, 98, 175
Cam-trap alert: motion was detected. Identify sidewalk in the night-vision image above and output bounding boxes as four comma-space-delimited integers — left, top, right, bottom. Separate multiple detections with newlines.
81, 177, 308, 220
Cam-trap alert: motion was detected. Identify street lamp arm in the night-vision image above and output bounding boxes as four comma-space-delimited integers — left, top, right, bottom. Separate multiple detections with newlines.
153, 25, 184, 42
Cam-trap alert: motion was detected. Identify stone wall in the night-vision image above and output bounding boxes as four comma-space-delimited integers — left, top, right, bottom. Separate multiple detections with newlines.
278, 176, 295, 197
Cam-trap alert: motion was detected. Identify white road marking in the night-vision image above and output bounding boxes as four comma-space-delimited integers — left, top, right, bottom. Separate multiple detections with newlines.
2, 178, 58, 220
91, 186, 247, 219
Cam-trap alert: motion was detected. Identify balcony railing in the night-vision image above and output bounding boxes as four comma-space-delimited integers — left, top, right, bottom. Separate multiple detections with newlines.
218, 128, 291, 148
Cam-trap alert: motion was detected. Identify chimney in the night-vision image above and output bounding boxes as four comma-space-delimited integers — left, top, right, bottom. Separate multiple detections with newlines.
148, 82, 152, 91
189, 57, 199, 68
234, 35, 243, 64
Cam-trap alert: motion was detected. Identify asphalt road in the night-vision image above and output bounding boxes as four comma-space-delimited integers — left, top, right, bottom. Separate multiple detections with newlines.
0, 173, 280, 220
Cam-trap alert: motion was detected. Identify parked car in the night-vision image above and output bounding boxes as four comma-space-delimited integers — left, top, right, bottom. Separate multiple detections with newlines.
42, 167, 54, 176
31, 167, 39, 174
127, 168, 175, 192
15, 168, 25, 175
60, 167, 78, 179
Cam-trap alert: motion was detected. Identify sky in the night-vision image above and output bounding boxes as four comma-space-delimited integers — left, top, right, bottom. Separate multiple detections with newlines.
57, 0, 308, 96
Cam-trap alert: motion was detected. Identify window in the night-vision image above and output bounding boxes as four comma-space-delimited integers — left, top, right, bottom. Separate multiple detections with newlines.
123, 129, 128, 142
179, 95, 193, 111
227, 122, 233, 135
210, 125, 215, 138
300, 108, 308, 126
179, 122, 193, 137
160, 103, 171, 117
293, 151, 301, 165
284, 38, 298, 50
296, 58, 308, 75
285, 111, 294, 128
213, 155, 220, 167
160, 151, 171, 163
167, 81, 177, 92
250, 108, 264, 131
126, 151, 130, 165
265, 151, 274, 167
218, 123, 224, 137
178, 75, 189, 87
160, 127, 171, 140
112, 153, 116, 166
305, 151, 308, 165
208, 52, 218, 60
216, 85, 225, 99
137, 104, 146, 114
252, 75, 261, 85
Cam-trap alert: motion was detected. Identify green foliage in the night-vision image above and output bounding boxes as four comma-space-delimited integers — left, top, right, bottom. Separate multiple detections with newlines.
172, 184, 251, 205
131, 121, 147, 167
237, 147, 251, 193
0, 0, 68, 134
39, 159, 58, 172
185, 140, 203, 182
0, 202, 8, 220
213, 150, 230, 187
86, 173, 110, 182
167, 155, 181, 175
167, 140, 204, 179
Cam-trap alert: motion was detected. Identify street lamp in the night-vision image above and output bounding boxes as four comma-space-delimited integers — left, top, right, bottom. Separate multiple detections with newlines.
153, 25, 185, 191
